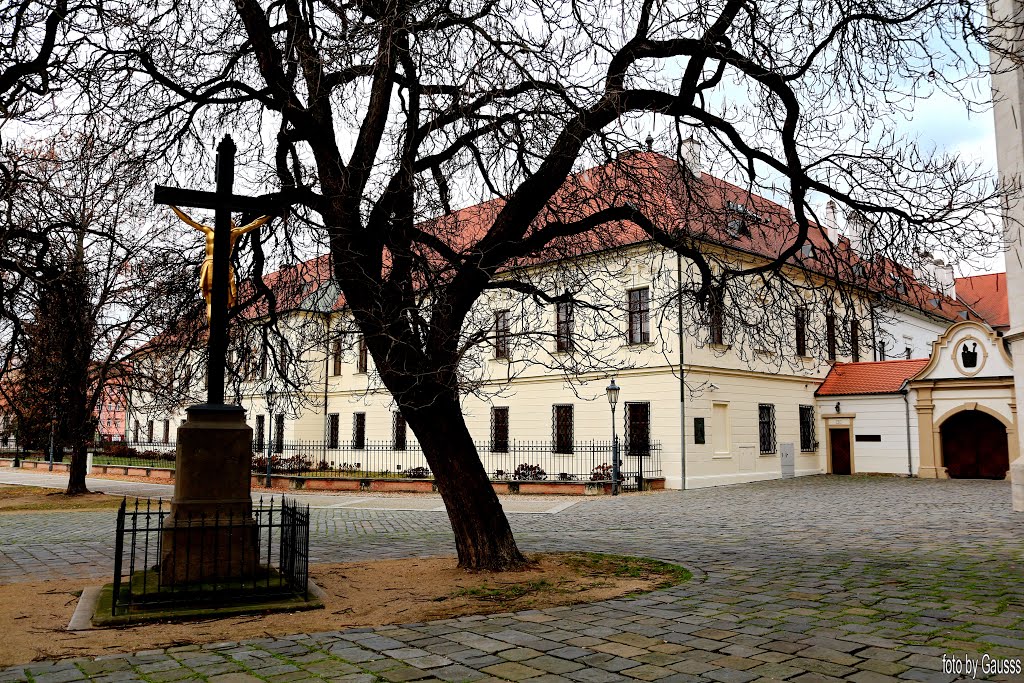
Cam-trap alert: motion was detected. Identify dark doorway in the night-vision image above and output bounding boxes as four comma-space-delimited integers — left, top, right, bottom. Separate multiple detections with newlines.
940, 410, 1009, 479
830, 428, 851, 475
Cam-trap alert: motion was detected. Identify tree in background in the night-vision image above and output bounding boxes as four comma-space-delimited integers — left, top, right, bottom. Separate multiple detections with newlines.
0, 135, 196, 494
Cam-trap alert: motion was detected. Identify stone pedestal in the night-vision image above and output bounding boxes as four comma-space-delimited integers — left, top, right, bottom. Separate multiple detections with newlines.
161, 404, 257, 585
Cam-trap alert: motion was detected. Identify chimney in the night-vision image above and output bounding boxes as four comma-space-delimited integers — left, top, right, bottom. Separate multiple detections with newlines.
936, 261, 956, 298
681, 136, 702, 176
845, 212, 866, 254
823, 200, 839, 242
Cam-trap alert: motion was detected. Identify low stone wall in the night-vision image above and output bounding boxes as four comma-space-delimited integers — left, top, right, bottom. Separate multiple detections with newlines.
0, 458, 663, 494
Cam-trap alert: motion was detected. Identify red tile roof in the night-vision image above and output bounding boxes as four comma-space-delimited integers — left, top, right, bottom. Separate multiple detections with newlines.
815, 359, 930, 397
956, 273, 1008, 330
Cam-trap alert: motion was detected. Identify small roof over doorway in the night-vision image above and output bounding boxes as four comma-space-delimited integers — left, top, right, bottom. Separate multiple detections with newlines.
815, 359, 929, 397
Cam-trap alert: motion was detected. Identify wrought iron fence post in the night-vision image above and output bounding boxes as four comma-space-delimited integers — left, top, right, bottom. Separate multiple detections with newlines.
612, 435, 620, 495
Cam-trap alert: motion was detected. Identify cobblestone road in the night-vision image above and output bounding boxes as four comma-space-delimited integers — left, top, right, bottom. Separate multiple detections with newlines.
1, 475, 1022, 682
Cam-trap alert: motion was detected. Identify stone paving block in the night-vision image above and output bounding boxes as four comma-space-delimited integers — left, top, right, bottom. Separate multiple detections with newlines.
479, 661, 543, 680
564, 669, 627, 683
429, 664, 487, 682
705, 667, 760, 683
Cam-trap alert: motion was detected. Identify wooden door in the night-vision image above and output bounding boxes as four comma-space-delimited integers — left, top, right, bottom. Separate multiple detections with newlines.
830, 428, 851, 475
941, 411, 1009, 479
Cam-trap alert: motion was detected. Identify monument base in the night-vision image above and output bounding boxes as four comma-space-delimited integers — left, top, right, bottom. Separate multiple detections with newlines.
161, 403, 256, 585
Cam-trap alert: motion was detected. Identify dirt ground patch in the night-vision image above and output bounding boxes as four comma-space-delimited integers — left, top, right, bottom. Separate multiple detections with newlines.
0, 485, 125, 512
0, 553, 689, 666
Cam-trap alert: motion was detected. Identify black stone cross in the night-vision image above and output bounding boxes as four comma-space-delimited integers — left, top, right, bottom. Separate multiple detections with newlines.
154, 135, 282, 405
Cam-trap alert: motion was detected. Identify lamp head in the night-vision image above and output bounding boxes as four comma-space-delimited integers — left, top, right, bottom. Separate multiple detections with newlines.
267, 388, 277, 405
606, 378, 620, 408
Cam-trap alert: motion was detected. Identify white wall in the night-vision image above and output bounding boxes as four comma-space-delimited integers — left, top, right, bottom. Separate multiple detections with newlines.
818, 393, 919, 475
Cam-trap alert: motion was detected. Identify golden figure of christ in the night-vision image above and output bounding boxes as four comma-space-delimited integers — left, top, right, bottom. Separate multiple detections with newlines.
170, 206, 271, 321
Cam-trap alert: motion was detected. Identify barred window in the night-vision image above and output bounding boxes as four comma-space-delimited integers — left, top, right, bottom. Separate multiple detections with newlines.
494, 310, 510, 359
275, 415, 285, 454
255, 415, 265, 451
491, 407, 509, 453
556, 301, 573, 352
709, 288, 725, 345
146, 420, 154, 442
260, 348, 268, 379
627, 288, 650, 345
328, 413, 339, 449
758, 404, 776, 454
133, 420, 140, 442
353, 413, 366, 450
552, 405, 574, 454
799, 405, 816, 452
625, 402, 651, 456
826, 313, 836, 361
357, 336, 368, 373
331, 340, 343, 376
795, 307, 807, 357
162, 419, 170, 444
851, 319, 860, 362
393, 411, 407, 451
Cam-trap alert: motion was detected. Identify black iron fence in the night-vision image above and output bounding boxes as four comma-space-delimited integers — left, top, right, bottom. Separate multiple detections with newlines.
112, 497, 309, 617
49, 437, 663, 484
250, 438, 662, 484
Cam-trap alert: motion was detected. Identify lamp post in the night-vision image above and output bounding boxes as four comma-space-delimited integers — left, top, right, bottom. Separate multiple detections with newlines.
606, 379, 620, 495
48, 413, 57, 472
265, 388, 277, 488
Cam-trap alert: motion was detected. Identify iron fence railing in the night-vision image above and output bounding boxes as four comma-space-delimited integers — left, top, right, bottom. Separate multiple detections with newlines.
112, 497, 309, 617
250, 438, 662, 483
18, 437, 663, 483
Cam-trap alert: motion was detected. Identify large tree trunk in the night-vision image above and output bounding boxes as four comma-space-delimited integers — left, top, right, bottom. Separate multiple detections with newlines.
405, 390, 526, 571
66, 441, 90, 495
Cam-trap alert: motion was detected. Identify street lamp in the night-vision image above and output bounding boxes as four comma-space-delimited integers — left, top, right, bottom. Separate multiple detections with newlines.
265, 388, 277, 488
606, 379, 620, 495
48, 413, 57, 472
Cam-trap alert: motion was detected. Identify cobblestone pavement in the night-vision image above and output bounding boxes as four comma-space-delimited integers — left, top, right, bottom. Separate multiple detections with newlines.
1, 475, 1022, 682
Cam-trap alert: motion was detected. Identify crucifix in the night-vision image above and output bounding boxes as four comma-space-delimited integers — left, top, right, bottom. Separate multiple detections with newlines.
154, 135, 282, 405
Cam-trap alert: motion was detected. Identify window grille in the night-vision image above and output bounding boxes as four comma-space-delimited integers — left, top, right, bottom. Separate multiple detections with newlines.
260, 349, 268, 379
491, 407, 509, 453
826, 313, 836, 361
494, 310, 510, 359
758, 404, 776, 454
331, 340, 342, 376
625, 402, 651, 456
850, 319, 860, 362
552, 405, 574, 454
146, 420, 154, 442
799, 405, 816, 452
357, 336, 368, 373
627, 288, 650, 344
134, 420, 140, 442
795, 307, 807, 357
255, 415, 265, 451
393, 412, 407, 451
352, 413, 366, 450
275, 415, 285, 454
327, 413, 339, 449
693, 417, 706, 445
709, 288, 725, 345
162, 419, 170, 444
556, 301, 573, 352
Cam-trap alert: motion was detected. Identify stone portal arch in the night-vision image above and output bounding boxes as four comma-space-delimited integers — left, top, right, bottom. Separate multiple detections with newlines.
937, 406, 1011, 479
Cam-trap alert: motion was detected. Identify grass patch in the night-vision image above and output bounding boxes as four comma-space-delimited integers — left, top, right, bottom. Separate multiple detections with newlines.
444, 552, 691, 610
561, 551, 692, 590
0, 485, 126, 512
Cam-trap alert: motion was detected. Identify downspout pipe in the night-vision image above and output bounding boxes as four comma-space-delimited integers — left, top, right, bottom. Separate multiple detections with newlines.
677, 253, 688, 490
902, 387, 913, 477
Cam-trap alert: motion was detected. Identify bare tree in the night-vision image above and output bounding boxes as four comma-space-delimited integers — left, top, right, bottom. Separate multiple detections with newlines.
0, 133, 199, 493
73, 0, 1007, 568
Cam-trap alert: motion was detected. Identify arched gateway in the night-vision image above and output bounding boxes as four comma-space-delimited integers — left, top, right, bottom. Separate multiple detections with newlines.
940, 410, 1010, 479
